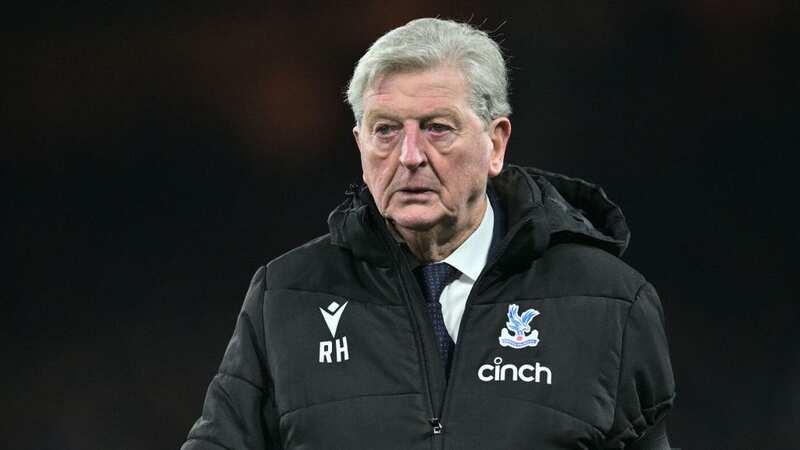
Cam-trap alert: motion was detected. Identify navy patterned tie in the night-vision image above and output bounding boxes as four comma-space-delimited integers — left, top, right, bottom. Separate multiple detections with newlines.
418, 263, 461, 374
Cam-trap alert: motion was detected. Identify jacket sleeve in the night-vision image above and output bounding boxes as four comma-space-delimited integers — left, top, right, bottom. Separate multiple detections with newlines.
605, 282, 676, 449
181, 266, 277, 450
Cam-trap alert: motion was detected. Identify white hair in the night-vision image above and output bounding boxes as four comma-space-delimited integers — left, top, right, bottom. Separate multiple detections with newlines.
346, 18, 511, 126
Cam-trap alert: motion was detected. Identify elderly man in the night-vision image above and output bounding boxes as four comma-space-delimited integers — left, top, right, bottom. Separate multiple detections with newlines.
182, 18, 674, 450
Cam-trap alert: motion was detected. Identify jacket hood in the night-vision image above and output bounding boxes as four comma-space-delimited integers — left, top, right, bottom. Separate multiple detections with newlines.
519, 166, 630, 257
328, 165, 630, 266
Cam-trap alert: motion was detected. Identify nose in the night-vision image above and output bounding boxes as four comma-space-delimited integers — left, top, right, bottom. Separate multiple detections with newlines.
398, 124, 426, 170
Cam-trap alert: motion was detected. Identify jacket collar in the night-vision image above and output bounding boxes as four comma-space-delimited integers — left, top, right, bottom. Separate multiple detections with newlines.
327, 165, 630, 268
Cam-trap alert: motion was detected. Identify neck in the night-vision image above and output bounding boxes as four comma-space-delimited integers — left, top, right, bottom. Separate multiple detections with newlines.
390, 196, 487, 263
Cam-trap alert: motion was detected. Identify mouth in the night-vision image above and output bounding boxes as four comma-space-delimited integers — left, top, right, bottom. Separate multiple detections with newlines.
393, 186, 437, 203
397, 187, 436, 196
399, 187, 433, 193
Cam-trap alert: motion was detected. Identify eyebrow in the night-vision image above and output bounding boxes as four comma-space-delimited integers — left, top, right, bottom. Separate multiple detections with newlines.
420, 109, 461, 124
364, 108, 462, 127
363, 111, 402, 126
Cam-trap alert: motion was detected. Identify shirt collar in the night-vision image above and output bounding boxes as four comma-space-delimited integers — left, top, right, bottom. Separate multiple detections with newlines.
441, 196, 494, 281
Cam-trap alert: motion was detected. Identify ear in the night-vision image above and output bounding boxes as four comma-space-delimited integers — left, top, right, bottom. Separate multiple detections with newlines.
487, 117, 511, 177
352, 124, 362, 152
353, 124, 368, 183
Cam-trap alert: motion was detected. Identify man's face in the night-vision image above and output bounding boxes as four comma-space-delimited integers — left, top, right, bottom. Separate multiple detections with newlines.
354, 66, 510, 234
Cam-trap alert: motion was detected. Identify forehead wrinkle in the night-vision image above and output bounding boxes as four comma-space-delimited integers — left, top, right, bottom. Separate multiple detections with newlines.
365, 74, 465, 108
362, 68, 471, 126
368, 68, 464, 96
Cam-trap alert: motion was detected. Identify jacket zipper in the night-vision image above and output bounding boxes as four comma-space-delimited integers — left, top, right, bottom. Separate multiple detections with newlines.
377, 227, 443, 443
377, 205, 535, 447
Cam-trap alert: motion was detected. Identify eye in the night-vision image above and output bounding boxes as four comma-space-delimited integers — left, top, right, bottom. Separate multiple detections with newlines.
373, 123, 399, 138
425, 122, 452, 134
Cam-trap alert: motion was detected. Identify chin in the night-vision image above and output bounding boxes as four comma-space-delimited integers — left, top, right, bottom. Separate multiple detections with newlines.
386, 206, 443, 232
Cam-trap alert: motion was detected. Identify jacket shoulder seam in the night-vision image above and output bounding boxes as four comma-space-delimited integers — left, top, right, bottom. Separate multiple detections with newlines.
475, 293, 637, 305
265, 286, 406, 307
264, 234, 333, 269
521, 293, 636, 304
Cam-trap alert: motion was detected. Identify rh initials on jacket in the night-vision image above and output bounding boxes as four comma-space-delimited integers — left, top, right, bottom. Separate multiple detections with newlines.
182, 165, 675, 450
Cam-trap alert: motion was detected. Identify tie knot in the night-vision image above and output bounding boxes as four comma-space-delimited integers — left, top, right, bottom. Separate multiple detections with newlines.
419, 263, 460, 304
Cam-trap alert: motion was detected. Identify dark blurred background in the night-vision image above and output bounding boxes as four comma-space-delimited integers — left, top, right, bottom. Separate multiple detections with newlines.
3, 1, 797, 449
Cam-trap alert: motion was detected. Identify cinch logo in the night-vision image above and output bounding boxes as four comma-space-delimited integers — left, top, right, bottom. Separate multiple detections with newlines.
319, 301, 349, 363
499, 304, 541, 349
478, 357, 553, 384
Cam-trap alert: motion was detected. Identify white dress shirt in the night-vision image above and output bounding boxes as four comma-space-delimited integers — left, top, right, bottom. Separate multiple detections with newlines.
439, 197, 494, 342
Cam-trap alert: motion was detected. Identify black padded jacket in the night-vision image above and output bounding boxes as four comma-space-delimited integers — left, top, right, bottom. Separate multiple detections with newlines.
181, 165, 675, 449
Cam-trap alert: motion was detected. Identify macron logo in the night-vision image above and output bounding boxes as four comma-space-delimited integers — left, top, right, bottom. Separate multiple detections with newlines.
319, 301, 349, 363
320, 301, 348, 338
